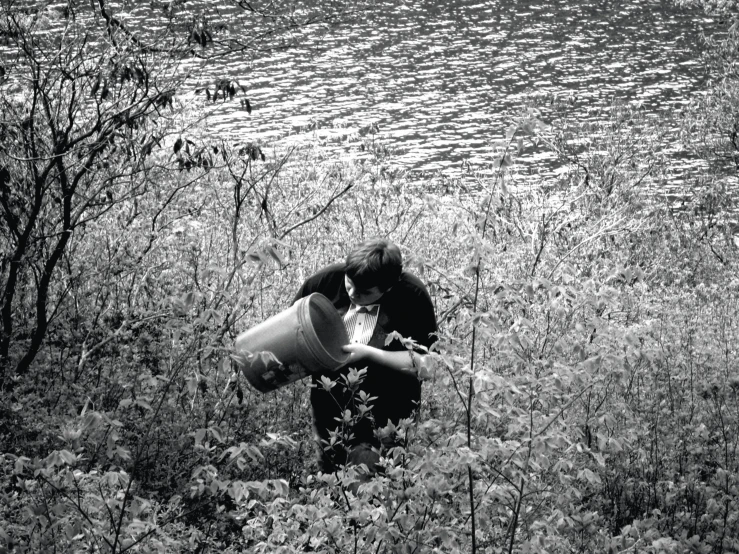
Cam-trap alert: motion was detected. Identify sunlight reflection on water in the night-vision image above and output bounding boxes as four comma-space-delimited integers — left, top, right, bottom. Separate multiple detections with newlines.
155, 0, 721, 180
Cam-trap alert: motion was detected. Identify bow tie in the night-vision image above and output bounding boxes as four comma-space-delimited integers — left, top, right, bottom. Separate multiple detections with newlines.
354, 304, 379, 315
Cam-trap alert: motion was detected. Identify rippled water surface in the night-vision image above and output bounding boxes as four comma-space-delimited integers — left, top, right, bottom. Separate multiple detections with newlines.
203, 0, 716, 175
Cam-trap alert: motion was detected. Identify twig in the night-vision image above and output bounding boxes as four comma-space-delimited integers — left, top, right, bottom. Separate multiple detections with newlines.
279, 183, 354, 240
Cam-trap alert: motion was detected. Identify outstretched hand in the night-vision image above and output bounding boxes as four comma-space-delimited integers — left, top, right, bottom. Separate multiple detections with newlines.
341, 344, 431, 379
342, 342, 376, 366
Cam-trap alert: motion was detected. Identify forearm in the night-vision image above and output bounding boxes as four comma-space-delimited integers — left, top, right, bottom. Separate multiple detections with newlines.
362, 347, 426, 378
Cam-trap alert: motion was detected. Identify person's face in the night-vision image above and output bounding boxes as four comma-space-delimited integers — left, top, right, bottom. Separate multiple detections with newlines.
344, 276, 386, 306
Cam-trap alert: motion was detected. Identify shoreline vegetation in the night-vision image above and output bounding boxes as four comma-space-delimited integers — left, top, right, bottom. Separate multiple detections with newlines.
1, 1, 738, 552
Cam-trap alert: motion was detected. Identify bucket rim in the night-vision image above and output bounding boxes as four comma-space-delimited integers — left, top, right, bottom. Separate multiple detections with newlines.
299, 293, 350, 369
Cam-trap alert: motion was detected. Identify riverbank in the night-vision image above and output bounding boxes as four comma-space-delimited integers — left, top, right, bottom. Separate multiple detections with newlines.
2, 95, 738, 550
1, 1, 738, 551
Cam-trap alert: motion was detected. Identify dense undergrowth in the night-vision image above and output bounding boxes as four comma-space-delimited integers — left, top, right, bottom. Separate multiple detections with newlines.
1, 103, 737, 553
2, 2, 739, 554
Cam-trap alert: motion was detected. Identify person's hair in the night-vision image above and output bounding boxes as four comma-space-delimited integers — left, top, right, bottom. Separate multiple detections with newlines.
345, 238, 402, 292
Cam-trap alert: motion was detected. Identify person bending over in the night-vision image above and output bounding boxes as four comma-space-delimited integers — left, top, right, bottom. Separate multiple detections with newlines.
294, 238, 437, 473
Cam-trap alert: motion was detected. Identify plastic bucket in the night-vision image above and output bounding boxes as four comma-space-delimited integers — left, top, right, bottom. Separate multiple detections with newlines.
234, 293, 349, 393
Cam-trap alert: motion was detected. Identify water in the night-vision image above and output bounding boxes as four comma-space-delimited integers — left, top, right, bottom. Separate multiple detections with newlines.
195, 0, 717, 178
4, 0, 716, 179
